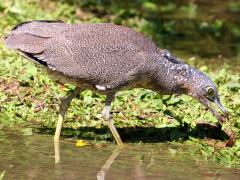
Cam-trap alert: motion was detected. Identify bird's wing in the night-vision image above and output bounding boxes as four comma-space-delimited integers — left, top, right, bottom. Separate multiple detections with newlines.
6, 20, 66, 38
5, 21, 159, 85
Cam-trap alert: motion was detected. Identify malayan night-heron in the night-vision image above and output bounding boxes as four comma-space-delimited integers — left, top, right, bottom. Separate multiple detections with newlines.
5, 20, 228, 145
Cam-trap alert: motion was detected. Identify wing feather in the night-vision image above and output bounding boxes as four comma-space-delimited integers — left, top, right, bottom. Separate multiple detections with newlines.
5, 21, 160, 85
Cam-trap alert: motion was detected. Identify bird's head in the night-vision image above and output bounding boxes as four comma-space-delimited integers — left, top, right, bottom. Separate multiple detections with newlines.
185, 68, 228, 122
154, 50, 228, 122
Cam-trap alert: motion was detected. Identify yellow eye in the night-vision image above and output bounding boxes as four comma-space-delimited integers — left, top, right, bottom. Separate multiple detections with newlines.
207, 88, 214, 95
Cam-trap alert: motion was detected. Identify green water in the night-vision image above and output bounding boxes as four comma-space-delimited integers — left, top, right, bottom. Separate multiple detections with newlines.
0, 130, 239, 180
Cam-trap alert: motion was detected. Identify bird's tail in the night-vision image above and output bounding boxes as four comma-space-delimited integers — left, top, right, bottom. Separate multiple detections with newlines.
5, 20, 64, 50
5, 32, 46, 53
4, 20, 64, 65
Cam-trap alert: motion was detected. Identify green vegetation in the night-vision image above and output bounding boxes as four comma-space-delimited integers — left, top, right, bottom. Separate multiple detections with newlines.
0, 0, 239, 167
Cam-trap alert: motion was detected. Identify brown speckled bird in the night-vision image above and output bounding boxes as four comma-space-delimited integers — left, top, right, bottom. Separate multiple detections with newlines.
5, 20, 228, 145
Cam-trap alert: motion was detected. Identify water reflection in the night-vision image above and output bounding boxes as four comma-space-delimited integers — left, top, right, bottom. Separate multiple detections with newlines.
0, 130, 239, 179
97, 147, 121, 180
54, 141, 61, 164
54, 140, 121, 180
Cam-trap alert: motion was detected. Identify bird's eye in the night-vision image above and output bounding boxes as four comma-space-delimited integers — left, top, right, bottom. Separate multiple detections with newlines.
207, 87, 214, 95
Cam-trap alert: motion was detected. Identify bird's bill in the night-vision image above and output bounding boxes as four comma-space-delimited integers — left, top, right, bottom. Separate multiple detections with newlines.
198, 97, 228, 122
213, 98, 229, 119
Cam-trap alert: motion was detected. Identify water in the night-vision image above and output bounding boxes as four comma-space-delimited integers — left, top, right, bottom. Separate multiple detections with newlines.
0, 130, 239, 180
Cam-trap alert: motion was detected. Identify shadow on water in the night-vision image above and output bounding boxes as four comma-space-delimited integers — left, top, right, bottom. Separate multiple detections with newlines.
37, 123, 230, 143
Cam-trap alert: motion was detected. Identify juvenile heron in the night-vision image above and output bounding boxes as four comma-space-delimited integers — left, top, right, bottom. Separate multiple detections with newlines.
5, 20, 228, 145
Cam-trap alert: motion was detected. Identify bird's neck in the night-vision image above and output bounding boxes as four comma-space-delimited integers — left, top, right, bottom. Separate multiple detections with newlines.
147, 54, 194, 95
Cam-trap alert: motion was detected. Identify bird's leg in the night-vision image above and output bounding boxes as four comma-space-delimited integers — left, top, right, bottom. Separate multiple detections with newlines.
54, 140, 60, 164
54, 87, 82, 142
102, 94, 123, 145
97, 146, 122, 180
